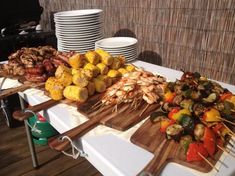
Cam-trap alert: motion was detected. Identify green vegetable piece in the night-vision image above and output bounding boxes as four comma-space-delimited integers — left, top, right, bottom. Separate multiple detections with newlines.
150, 111, 167, 123
180, 114, 195, 135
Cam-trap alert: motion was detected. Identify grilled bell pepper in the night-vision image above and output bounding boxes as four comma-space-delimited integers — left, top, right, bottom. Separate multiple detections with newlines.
160, 119, 175, 133
186, 142, 208, 162
220, 92, 233, 101
203, 127, 216, 156
164, 91, 176, 103
203, 108, 221, 122
168, 108, 191, 122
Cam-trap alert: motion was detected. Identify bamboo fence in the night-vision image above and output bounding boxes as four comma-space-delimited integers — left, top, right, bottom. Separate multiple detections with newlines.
39, 0, 235, 84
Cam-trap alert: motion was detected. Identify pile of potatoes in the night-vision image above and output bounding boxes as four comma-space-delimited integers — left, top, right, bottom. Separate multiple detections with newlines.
45, 49, 136, 102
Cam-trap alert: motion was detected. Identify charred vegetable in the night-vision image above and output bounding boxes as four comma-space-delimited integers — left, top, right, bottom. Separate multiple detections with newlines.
166, 124, 184, 141
150, 111, 167, 123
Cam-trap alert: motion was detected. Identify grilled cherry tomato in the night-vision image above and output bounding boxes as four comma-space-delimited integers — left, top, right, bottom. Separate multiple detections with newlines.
203, 127, 216, 156
187, 142, 208, 162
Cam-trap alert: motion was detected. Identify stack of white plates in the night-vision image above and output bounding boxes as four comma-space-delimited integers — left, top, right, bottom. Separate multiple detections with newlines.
95, 37, 138, 62
54, 9, 103, 53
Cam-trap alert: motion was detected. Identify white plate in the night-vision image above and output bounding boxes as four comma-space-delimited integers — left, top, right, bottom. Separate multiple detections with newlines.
95, 37, 137, 48
57, 35, 103, 42
56, 27, 102, 32
56, 33, 103, 39
54, 9, 103, 17
95, 47, 137, 53
55, 25, 103, 31
54, 13, 102, 20
55, 17, 102, 23
54, 19, 102, 25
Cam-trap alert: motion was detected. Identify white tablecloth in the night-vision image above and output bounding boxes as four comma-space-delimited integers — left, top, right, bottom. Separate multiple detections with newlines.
1, 60, 235, 176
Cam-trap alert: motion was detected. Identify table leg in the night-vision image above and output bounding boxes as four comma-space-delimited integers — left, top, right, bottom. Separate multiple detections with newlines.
19, 95, 39, 168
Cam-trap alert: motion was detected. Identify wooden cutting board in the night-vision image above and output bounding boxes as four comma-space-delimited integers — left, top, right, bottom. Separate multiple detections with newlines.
77, 94, 160, 131
130, 119, 225, 174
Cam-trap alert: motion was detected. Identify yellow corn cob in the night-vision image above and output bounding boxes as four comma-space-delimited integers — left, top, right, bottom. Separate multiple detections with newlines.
83, 63, 100, 77
96, 63, 109, 75
107, 69, 121, 78
72, 68, 93, 80
72, 71, 89, 87
93, 78, 106, 93
55, 65, 72, 78
87, 81, 95, 96
96, 75, 112, 87
125, 64, 136, 72
57, 71, 73, 87
69, 53, 86, 69
110, 56, 121, 70
45, 77, 58, 91
95, 49, 113, 66
118, 67, 128, 75
49, 88, 64, 100
63, 85, 88, 102
85, 50, 100, 65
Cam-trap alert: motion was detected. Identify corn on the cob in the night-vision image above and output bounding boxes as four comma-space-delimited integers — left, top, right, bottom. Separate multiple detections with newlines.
117, 55, 126, 66
107, 69, 121, 78
118, 67, 128, 75
72, 71, 89, 87
49, 88, 64, 100
45, 77, 58, 91
96, 63, 109, 75
95, 49, 113, 66
85, 50, 100, 65
83, 63, 99, 77
96, 75, 112, 87
57, 71, 73, 87
125, 64, 136, 72
63, 85, 88, 102
87, 81, 95, 96
110, 56, 122, 70
69, 53, 86, 69
93, 78, 106, 93
55, 65, 71, 77
72, 68, 93, 80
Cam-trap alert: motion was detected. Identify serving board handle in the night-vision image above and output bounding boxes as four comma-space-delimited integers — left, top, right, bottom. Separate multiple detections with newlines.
48, 116, 101, 152
0, 82, 45, 99
13, 99, 59, 121
140, 140, 175, 176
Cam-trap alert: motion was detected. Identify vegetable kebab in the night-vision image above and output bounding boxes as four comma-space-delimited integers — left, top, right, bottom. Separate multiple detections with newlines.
150, 71, 235, 168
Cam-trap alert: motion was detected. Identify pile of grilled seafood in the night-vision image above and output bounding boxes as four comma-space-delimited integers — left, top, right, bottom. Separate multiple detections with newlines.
150, 71, 235, 162
99, 69, 167, 111
45, 49, 135, 103
0, 46, 74, 82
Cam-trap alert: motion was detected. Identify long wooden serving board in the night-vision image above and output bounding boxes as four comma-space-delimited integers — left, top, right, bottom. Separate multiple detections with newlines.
130, 119, 225, 174
77, 94, 160, 131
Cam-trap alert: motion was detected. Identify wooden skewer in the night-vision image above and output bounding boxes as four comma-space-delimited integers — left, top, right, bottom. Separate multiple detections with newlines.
222, 122, 235, 136
139, 103, 150, 117
197, 152, 219, 172
216, 116, 235, 127
217, 145, 235, 159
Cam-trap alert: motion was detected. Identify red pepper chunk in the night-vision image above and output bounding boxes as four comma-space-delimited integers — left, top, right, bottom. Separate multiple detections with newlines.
187, 142, 208, 162
168, 108, 180, 121
203, 127, 216, 156
220, 92, 233, 101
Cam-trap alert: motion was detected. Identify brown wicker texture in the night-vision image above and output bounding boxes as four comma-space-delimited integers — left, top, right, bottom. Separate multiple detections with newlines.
39, 0, 235, 84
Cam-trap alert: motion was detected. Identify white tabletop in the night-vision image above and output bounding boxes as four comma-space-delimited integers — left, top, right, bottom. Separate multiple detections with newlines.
2, 60, 235, 176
